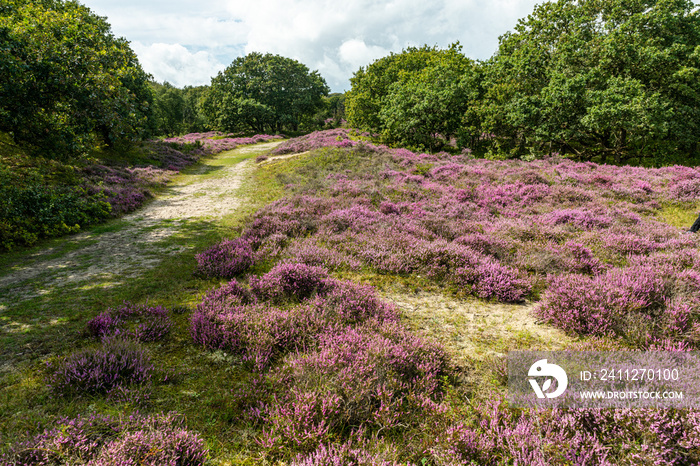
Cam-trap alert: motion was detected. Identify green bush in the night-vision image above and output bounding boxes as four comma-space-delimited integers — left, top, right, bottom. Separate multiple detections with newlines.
0, 184, 111, 251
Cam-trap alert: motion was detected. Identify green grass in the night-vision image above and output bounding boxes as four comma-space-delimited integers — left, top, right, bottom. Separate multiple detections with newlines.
0, 141, 290, 464
658, 202, 700, 229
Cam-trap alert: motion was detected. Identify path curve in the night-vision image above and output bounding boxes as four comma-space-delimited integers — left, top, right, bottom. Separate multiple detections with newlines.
0, 141, 282, 306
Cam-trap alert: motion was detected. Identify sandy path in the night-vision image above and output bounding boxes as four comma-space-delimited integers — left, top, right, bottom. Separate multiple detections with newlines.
0, 141, 282, 306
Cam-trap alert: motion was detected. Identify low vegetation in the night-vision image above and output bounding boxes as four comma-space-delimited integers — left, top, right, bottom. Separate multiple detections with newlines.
3, 0, 700, 464
0, 132, 281, 251
7, 130, 699, 464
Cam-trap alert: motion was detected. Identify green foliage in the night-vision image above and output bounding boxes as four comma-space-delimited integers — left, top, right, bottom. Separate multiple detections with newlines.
151, 82, 185, 137
347, 45, 443, 131
478, 0, 700, 164
0, 181, 112, 251
150, 83, 209, 136
379, 46, 479, 151
307, 93, 347, 130
347, 44, 479, 151
202, 52, 329, 133
0, 0, 154, 159
181, 86, 209, 134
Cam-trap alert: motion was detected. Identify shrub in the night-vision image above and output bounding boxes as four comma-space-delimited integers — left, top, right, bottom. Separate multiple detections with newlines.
535, 264, 698, 346
46, 338, 153, 397
283, 241, 362, 271
190, 280, 256, 350
472, 260, 532, 302
87, 302, 172, 342
309, 280, 399, 325
249, 262, 331, 302
191, 290, 326, 370
1, 413, 207, 466
190, 275, 401, 370
195, 238, 254, 278
429, 400, 611, 466
289, 442, 404, 466
90, 427, 206, 466
0, 184, 112, 251
260, 322, 448, 453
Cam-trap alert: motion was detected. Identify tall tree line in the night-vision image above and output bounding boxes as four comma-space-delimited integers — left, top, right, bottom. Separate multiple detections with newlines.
347, 0, 700, 166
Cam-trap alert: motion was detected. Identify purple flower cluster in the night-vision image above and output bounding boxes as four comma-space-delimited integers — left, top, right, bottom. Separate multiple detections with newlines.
249, 262, 331, 302
190, 264, 399, 370
195, 237, 254, 278
271, 128, 373, 155
261, 321, 447, 453
46, 337, 153, 397
290, 442, 402, 466
231, 130, 700, 343
536, 260, 700, 347
2, 413, 207, 466
79, 133, 280, 218
429, 399, 700, 465
191, 263, 447, 453
82, 164, 158, 216
86, 302, 172, 342
162, 132, 282, 155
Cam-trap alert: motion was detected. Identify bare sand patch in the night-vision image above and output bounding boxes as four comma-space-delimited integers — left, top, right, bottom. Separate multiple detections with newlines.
382, 291, 573, 366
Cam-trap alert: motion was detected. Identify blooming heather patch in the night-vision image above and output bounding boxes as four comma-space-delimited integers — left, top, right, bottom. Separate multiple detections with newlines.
195, 237, 254, 278
290, 443, 404, 466
428, 399, 700, 465
162, 132, 282, 156
270, 128, 373, 155
87, 302, 172, 342
1, 413, 207, 466
190, 267, 401, 370
182, 130, 700, 461
249, 262, 331, 302
536, 261, 700, 346
190, 263, 448, 453
259, 321, 448, 453
220, 130, 700, 346
81, 133, 280, 218
46, 338, 153, 397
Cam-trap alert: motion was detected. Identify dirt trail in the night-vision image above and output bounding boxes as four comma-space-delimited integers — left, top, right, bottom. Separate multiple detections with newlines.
0, 141, 282, 306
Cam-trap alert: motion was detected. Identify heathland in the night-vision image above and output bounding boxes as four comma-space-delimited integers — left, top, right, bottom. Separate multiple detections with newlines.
3, 0, 700, 464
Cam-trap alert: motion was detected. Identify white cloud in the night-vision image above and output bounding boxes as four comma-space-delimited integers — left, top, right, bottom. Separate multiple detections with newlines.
338, 40, 390, 70
225, 0, 542, 91
131, 42, 225, 87
80, 0, 547, 91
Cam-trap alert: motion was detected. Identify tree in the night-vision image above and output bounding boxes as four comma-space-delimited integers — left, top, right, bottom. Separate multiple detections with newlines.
346, 45, 443, 131
202, 52, 329, 133
0, 0, 153, 158
347, 44, 479, 151
149, 83, 210, 136
379, 46, 478, 151
151, 82, 185, 137
181, 86, 209, 133
479, 0, 700, 164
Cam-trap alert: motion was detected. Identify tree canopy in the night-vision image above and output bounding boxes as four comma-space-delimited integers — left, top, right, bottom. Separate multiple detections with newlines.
0, 0, 154, 159
478, 0, 700, 164
346, 44, 479, 151
202, 52, 329, 133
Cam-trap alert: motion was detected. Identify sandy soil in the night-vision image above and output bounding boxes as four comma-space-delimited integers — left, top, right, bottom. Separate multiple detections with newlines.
0, 141, 282, 305
383, 291, 573, 366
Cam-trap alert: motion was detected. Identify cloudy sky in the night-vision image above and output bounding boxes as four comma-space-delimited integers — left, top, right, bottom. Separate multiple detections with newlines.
78, 0, 546, 92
